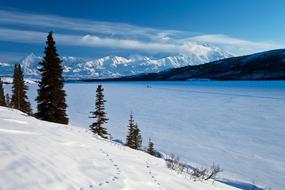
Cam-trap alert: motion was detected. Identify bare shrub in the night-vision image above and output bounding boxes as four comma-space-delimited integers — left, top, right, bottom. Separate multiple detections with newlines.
166, 159, 174, 169
165, 155, 223, 182
177, 161, 187, 174
204, 163, 223, 180
165, 154, 187, 173
166, 154, 177, 170
191, 167, 208, 180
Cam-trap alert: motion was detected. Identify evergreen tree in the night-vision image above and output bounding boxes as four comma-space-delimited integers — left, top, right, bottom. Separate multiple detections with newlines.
0, 78, 5, 106
133, 123, 142, 150
36, 32, 68, 124
147, 138, 155, 156
11, 64, 32, 114
89, 84, 109, 139
126, 113, 142, 150
5, 93, 11, 107
126, 113, 136, 148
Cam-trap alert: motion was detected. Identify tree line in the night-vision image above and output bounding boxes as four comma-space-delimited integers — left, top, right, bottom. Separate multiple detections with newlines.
0, 32, 156, 156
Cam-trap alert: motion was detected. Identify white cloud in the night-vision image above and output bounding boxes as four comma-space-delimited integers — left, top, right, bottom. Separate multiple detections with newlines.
81, 35, 215, 56
0, 28, 46, 43
189, 34, 283, 55
0, 10, 283, 56
0, 10, 182, 42
190, 34, 259, 46
80, 35, 178, 52
0, 28, 213, 56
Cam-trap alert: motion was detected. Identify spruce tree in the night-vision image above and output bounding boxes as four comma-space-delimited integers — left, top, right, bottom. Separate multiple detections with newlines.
133, 123, 142, 150
147, 138, 155, 156
89, 84, 109, 139
11, 64, 32, 114
36, 32, 68, 124
0, 78, 5, 106
126, 113, 136, 148
126, 113, 142, 150
5, 93, 11, 107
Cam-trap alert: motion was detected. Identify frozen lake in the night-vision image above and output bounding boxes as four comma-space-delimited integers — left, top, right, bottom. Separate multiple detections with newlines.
5, 81, 285, 189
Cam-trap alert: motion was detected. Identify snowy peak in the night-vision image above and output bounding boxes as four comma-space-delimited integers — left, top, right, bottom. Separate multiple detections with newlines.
20, 53, 42, 76
0, 48, 231, 79
119, 49, 285, 81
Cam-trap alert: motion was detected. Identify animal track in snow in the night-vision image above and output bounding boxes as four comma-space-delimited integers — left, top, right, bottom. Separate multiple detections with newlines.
79, 148, 122, 190
145, 161, 163, 190
87, 149, 121, 189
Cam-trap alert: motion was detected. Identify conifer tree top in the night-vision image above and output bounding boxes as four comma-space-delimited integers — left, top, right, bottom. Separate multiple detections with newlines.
89, 84, 109, 139
36, 32, 68, 124
47, 32, 56, 47
42, 32, 61, 64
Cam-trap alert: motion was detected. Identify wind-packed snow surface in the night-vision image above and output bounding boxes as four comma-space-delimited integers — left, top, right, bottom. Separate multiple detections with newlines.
0, 107, 237, 190
3, 81, 285, 190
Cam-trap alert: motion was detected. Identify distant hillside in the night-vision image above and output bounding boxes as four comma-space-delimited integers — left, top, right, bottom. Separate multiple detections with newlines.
95, 49, 285, 81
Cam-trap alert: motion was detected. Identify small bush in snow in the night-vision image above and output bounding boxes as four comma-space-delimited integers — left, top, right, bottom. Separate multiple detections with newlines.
165, 154, 187, 174
205, 163, 223, 180
190, 163, 223, 181
165, 155, 223, 182
191, 167, 208, 180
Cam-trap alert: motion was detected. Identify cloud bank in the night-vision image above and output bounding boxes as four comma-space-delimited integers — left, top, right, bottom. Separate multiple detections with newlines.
0, 10, 283, 56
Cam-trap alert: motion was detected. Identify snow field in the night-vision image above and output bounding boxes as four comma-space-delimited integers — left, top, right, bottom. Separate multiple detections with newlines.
0, 106, 238, 190
3, 81, 285, 189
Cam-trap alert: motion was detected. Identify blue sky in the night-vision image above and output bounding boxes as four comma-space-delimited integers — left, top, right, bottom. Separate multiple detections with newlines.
0, 0, 284, 62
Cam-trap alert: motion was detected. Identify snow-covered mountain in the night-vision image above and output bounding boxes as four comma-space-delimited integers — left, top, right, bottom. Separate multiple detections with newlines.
125, 49, 285, 81
0, 106, 238, 190
0, 47, 231, 79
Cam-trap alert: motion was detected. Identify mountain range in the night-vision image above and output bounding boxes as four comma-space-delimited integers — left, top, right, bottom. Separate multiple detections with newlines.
0, 45, 231, 79
103, 49, 285, 81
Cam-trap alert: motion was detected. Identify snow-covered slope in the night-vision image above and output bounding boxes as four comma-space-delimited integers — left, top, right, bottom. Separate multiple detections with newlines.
0, 47, 231, 79
0, 106, 237, 190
